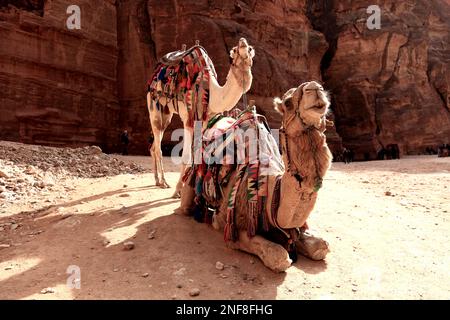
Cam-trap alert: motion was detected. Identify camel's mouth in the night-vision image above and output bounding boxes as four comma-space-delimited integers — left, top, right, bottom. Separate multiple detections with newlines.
308, 102, 327, 113
239, 39, 249, 48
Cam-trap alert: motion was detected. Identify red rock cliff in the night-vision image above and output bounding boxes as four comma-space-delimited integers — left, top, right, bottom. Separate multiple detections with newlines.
0, 0, 122, 152
1, 0, 448, 158
307, 0, 450, 159
118, 0, 330, 154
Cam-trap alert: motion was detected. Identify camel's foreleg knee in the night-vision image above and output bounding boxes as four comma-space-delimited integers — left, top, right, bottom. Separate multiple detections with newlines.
295, 229, 330, 261
228, 231, 292, 273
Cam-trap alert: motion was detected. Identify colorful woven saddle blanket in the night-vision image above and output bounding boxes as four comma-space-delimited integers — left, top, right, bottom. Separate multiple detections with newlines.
184, 109, 285, 241
147, 45, 217, 127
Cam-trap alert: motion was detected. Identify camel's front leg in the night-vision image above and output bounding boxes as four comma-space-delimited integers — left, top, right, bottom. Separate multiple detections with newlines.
227, 231, 292, 272
151, 131, 170, 188
149, 101, 173, 189
150, 145, 160, 186
148, 96, 170, 189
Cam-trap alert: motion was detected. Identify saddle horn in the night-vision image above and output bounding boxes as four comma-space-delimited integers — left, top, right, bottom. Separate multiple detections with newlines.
195, 40, 200, 46
182, 44, 187, 51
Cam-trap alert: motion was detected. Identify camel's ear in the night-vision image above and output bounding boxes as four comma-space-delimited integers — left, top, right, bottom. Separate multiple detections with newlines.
248, 46, 255, 58
230, 46, 237, 59
273, 97, 284, 114
274, 88, 296, 115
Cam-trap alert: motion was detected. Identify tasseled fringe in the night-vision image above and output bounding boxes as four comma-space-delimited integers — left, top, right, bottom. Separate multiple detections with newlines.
187, 115, 194, 128
259, 198, 270, 232
195, 176, 203, 197
224, 208, 237, 242
187, 170, 196, 187
182, 166, 193, 183
247, 201, 258, 238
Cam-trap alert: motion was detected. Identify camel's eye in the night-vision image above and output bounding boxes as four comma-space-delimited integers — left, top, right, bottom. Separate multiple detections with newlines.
284, 98, 294, 110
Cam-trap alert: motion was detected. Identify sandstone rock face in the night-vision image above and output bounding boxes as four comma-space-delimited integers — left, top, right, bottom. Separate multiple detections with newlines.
121, 0, 329, 154
116, 0, 157, 155
1, 0, 449, 159
308, 0, 450, 159
0, 0, 120, 152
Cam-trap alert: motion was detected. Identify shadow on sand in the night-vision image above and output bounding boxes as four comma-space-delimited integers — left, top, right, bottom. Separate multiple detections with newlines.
0, 187, 334, 299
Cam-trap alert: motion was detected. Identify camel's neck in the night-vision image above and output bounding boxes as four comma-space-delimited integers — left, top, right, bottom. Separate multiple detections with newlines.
274, 129, 332, 229
208, 66, 252, 115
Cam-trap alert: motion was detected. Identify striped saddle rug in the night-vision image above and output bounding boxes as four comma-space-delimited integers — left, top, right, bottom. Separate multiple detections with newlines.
183, 109, 285, 242
147, 45, 217, 127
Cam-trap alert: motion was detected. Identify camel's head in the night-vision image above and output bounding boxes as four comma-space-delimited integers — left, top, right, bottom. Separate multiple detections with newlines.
230, 38, 255, 71
273, 81, 330, 130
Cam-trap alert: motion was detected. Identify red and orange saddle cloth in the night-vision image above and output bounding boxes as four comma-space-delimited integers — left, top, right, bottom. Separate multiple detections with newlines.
183, 108, 285, 242
147, 45, 216, 127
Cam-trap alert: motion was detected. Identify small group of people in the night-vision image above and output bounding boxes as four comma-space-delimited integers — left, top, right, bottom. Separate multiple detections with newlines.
333, 148, 354, 164
120, 130, 129, 155
342, 148, 354, 164
424, 144, 449, 157
437, 144, 449, 157
377, 144, 400, 160
120, 129, 156, 157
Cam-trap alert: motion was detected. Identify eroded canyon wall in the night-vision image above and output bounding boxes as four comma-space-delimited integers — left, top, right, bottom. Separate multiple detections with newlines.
1, 0, 449, 158
0, 0, 120, 152
121, 0, 332, 154
308, 0, 450, 159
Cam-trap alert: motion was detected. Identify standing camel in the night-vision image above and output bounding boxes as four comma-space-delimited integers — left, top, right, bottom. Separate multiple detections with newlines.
177, 81, 332, 272
147, 38, 255, 197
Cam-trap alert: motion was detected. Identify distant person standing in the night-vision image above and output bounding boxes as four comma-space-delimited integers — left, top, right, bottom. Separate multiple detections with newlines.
438, 143, 449, 157
377, 147, 387, 160
120, 130, 129, 155
343, 148, 351, 164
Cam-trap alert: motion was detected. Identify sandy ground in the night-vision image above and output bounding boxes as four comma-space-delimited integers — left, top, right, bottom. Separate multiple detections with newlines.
0, 155, 449, 300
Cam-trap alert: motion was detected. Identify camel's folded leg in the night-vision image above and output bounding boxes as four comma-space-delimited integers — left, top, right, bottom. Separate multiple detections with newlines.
295, 230, 330, 261
174, 182, 195, 216
227, 230, 292, 273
